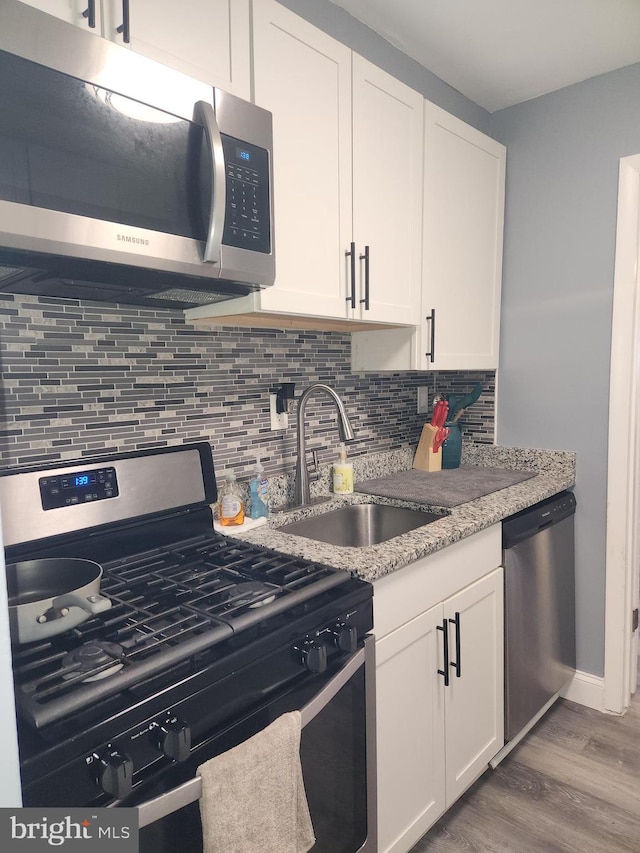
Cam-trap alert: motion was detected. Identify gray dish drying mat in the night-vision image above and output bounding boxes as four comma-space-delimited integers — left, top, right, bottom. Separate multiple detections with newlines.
356, 466, 536, 508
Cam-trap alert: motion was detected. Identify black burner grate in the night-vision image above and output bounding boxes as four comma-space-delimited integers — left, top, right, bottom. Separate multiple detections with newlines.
11, 532, 349, 728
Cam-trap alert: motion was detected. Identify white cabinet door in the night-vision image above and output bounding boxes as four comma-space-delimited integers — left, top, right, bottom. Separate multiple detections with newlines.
251, 0, 352, 318
19, 1, 250, 96
351, 104, 505, 371
192, 0, 422, 326
102, 0, 250, 95
444, 567, 504, 805
374, 536, 504, 852
17, 0, 94, 27
351, 55, 423, 325
376, 604, 446, 853
421, 103, 505, 370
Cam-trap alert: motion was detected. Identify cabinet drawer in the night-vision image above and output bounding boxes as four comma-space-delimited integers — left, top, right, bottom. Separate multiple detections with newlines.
373, 524, 501, 639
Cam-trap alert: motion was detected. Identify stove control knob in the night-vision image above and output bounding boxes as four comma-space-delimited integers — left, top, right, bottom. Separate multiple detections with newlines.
93, 748, 133, 799
332, 624, 358, 653
299, 640, 327, 673
151, 718, 191, 763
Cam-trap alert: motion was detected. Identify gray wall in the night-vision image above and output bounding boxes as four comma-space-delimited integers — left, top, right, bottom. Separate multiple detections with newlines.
491, 62, 640, 676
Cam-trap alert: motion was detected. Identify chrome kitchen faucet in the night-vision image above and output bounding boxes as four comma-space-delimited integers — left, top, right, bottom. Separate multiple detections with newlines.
293, 384, 355, 508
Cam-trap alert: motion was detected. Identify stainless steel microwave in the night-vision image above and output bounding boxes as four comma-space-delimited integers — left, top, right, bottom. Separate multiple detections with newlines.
0, 1, 274, 309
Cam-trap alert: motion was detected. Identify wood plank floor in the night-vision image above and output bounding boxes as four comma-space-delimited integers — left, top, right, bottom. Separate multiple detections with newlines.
410, 668, 640, 852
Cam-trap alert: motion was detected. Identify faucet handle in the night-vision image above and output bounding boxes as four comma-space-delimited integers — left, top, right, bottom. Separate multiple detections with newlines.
307, 449, 320, 481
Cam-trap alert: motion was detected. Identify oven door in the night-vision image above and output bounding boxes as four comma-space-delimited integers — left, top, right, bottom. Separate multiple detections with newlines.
135, 636, 376, 853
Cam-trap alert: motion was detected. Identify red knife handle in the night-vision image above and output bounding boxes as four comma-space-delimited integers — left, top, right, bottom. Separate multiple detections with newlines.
433, 426, 450, 453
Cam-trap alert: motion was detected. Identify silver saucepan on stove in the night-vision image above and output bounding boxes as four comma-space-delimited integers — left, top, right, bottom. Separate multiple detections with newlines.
6, 558, 112, 644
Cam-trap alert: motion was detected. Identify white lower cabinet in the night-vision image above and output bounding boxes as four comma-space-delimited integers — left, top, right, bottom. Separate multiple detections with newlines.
376, 603, 446, 852
443, 569, 504, 803
374, 526, 504, 853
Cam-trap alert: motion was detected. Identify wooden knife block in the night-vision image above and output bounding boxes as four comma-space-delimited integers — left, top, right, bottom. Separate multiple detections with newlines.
413, 424, 442, 472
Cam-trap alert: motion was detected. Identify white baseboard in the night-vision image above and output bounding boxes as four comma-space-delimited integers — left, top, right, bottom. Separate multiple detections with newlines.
561, 669, 605, 711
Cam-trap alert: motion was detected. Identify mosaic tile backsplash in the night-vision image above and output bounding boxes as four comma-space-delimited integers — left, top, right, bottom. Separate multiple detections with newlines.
0, 294, 495, 480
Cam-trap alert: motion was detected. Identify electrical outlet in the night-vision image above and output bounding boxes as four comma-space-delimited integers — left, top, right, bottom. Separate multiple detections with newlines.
269, 393, 289, 430
417, 387, 429, 415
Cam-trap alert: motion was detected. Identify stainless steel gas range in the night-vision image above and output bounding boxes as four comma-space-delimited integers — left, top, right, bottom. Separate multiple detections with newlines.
0, 443, 376, 853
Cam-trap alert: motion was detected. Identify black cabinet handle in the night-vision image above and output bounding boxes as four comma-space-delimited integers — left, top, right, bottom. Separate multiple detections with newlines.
345, 242, 356, 309
82, 1, 96, 28
359, 245, 370, 310
449, 612, 461, 678
425, 308, 436, 363
116, 0, 131, 43
437, 619, 450, 687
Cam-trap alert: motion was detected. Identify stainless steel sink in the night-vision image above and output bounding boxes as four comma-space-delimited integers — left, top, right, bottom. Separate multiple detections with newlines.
277, 503, 443, 547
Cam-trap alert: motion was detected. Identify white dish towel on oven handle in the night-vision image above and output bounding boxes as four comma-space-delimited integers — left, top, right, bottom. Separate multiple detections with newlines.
197, 710, 316, 853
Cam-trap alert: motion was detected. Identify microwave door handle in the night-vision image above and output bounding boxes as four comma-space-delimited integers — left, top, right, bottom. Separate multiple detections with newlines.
194, 100, 226, 265
137, 642, 369, 827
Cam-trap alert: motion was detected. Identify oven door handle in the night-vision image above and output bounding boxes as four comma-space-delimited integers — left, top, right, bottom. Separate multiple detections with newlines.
137, 641, 370, 828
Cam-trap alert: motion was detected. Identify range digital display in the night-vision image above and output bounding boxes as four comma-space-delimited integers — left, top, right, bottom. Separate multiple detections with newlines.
62, 471, 97, 490
39, 467, 119, 510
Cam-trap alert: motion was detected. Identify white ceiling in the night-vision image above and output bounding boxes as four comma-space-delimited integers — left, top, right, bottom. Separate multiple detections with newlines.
328, 0, 640, 112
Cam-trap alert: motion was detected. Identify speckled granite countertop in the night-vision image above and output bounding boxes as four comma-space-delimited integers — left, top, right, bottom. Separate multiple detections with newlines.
221, 444, 576, 583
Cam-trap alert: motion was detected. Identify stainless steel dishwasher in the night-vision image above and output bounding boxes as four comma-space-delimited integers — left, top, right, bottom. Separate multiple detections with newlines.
492, 491, 576, 765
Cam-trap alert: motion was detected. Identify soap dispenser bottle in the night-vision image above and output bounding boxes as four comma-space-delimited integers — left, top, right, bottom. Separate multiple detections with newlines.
218, 471, 245, 526
332, 443, 354, 494
249, 456, 269, 519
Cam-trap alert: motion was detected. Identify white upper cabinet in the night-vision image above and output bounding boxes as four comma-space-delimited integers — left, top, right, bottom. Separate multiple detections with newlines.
18, 0, 250, 97
421, 103, 505, 370
190, 0, 423, 328
251, 0, 353, 319
351, 55, 423, 325
104, 0, 250, 97
352, 103, 506, 371
17, 0, 89, 25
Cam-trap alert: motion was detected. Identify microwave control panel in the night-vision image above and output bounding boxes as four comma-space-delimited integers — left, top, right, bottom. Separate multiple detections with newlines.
221, 134, 271, 254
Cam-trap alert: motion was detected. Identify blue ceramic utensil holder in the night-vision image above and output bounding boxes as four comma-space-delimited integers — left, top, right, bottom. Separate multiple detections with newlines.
441, 422, 462, 469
